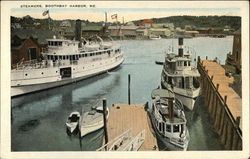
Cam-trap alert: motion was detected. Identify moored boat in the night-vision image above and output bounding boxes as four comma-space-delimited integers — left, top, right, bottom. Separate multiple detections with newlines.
161, 37, 200, 110
80, 106, 109, 137
66, 111, 81, 134
149, 88, 190, 151
11, 35, 124, 97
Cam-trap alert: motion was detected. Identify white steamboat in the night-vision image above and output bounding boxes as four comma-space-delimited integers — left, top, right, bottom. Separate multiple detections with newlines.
161, 37, 200, 110
11, 36, 124, 97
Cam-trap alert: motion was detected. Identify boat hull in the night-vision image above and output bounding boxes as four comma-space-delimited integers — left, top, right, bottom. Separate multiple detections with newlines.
11, 58, 124, 97
80, 122, 104, 137
161, 81, 199, 110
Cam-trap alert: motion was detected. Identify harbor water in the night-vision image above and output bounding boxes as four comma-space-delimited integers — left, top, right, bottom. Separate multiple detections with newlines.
11, 36, 233, 151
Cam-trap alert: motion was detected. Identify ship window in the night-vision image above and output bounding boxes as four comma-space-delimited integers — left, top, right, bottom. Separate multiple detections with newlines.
79, 54, 81, 58
184, 61, 187, 66
25, 73, 28, 76
162, 123, 165, 133
166, 124, 171, 132
59, 42, 62, 46
55, 41, 58, 46
63, 56, 65, 60
55, 56, 58, 60
188, 61, 191, 66
41, 72, 44, 75
159, 122, 162, 132
66, 56, 69, 59
59, 56, 62, 60
173, 124, 180, 132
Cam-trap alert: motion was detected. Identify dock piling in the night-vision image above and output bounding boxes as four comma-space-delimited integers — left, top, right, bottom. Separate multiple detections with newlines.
128, 74, 131, 105
102, 98, 108, 146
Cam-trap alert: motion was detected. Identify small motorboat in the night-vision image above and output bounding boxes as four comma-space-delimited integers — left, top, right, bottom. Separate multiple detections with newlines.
66, 112, 81, 134
80, 106, 109, 137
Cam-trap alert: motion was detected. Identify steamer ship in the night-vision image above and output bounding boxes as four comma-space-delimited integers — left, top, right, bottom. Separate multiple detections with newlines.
11, 36, 124, 97
161, 37, 200, 110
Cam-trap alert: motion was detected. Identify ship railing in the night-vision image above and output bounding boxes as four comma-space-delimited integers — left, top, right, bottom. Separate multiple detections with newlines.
13, 59, 70, 70
96, 128, 132, 151
169, 137, 185, 147
13, 59, 47, 70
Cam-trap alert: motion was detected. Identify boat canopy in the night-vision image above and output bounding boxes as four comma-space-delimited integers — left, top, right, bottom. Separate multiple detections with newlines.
151, 89, 175, 99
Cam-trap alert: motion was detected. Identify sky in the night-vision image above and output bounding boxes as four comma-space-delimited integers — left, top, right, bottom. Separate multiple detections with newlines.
10, 1, 241, 22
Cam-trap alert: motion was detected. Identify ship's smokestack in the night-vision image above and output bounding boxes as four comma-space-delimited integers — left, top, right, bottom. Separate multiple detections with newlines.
168, 98, 174, 119
75, 19, 81, 41
178, 37, 184, 57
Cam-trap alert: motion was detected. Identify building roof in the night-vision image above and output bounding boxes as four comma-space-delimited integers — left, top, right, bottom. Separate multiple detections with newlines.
11, 28, 58, 45
82, 26, 103, 31
108, 25, 139, 30
139, 19, 154, 26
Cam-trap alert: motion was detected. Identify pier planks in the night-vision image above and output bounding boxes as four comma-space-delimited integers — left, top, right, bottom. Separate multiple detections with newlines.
106, 104, 158, 151
201, 60, 242, 129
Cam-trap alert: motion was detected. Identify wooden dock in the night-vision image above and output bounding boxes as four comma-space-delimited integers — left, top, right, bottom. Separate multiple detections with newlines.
201, 60, 242, 129
105, 104, 158, 151
198, 59, 242, 150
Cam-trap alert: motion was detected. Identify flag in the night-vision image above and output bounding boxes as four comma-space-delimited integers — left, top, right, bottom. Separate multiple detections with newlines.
42, 10, 49, 16
111, 14, 117, 19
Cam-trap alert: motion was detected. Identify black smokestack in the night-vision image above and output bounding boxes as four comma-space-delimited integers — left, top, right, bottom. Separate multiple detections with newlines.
178, 37, 183, 46
178, 37, 184, 57
178, 48, 183, 57
75, 19, 81, 41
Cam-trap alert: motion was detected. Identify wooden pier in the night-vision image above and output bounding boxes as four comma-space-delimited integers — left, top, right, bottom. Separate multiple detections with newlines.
105, 104, 158, 151
197, 59, 242, 150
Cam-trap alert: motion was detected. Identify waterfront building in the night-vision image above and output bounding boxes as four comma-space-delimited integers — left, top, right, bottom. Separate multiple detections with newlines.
108, 25, 138, 38
148, 28, 172, 38
136, 27, 149, 38
226, 29, 241, 73
11, 28, 58, 67
11, 36, 40, 68
138, 19, 154, 26
60, 20, 72, 28
82, 25, 104, 38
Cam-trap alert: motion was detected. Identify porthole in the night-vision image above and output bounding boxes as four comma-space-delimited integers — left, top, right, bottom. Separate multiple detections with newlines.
83, 67, 84, 69
56, 71, 58, 73
41, 72, 44, 75
25, 73, 28, 76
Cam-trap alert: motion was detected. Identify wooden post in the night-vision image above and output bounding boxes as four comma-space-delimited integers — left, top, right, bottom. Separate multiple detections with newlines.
128, 74, 131, 105
216, 84, 219, 91
102, 98, 108, 145
224, 95, 227, 104
236, 116, 241, 127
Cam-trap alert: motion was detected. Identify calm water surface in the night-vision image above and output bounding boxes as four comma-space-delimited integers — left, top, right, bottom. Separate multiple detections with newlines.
11, 36, 233, 151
